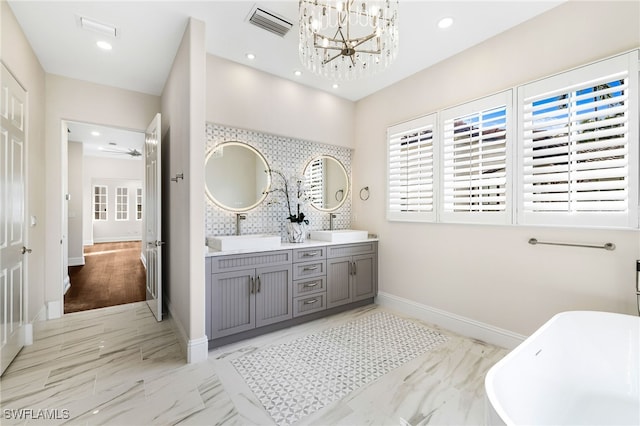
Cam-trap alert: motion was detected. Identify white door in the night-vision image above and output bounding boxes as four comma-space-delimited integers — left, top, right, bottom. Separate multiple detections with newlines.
144, 113, 163, 321
0, 64, 28, 375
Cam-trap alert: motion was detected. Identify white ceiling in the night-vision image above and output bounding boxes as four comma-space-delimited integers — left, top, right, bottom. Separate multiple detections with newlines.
67, 121, 144, 160
8, 0, 565, 102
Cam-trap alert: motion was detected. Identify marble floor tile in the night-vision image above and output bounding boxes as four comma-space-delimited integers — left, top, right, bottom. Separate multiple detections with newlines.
0, 301, 508, 426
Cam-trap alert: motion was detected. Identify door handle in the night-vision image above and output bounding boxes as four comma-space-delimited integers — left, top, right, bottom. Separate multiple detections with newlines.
21, 246, 32, 254
148, 241, 165, 247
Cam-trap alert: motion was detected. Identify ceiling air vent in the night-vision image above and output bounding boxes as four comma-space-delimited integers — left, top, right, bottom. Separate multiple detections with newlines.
247, 6, 293, 37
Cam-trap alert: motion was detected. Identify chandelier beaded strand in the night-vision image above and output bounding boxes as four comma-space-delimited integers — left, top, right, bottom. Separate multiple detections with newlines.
298, 0, 399, 81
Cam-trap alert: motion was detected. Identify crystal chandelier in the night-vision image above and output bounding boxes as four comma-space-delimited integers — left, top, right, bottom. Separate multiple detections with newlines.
298, 0, 399, 81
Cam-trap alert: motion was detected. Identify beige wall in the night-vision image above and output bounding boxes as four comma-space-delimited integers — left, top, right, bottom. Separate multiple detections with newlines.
353, 0, 640, 336
67, 142, 84, 265
84, 156, 144, 244
161, 18, 207, 350
206, 55, 355, 149
44, 74, 160, 316
1, 1, 47, 322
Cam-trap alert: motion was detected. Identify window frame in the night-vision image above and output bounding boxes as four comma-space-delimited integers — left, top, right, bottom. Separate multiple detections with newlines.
93, 185, 107, 221
115, 186, 129, 221
516, 52, 638, 229
386, 113, 438, 222
136, 187, 143, 221
439, 90, 513, 225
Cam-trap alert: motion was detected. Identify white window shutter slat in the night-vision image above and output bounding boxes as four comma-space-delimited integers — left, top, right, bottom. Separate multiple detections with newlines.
387, 114, 437, 222
518, 51, 638, 228
439, 91, 513, 224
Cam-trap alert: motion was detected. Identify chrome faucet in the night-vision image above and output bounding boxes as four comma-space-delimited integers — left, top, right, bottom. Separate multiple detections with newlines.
236, 214, 246, 235
329, 213, 336, 230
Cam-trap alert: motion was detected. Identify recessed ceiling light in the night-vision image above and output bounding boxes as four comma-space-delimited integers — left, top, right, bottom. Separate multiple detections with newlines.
438, 17, 454, 29
246, 53, 256, 60
332, 83, 339, 89
91, 131, 100, 136
96, 40, 112, 50
294, 70, 302, 77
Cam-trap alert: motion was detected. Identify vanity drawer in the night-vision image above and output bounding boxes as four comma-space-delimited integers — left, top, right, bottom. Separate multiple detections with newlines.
293, 260, 326, 280
293, 293, 326, 317
293, 276, 326, 297
210, 250, 292, 273
327, 242, 377, 258
293, 247, 326, 262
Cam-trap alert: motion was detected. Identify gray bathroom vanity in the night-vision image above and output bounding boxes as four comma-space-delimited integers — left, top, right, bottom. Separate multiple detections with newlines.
205, 239, 378, 348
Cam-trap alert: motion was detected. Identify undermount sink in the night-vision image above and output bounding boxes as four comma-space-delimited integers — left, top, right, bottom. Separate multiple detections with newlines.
309, 229, 369, 243
207, 234, 282, 251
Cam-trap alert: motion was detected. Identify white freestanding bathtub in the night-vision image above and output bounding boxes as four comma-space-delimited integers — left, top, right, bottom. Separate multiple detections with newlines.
485, 311, 639, 425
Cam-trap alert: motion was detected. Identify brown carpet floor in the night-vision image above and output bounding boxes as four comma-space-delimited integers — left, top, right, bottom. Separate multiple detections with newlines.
65, 241, 146, 314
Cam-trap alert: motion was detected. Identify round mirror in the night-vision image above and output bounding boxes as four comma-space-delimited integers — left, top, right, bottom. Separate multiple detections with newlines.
303, 155, 349, 211
205, 141, 271, 212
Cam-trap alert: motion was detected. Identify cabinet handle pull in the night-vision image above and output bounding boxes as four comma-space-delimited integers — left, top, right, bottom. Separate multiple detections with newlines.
352, 261, 357, 275
302, 251, 320, 257
303, 281, 319, 287
256, 276, 261, 293
303, 298, 318, 305
303, 266, 319, 271
348, 261, 352, 275
250, 277, 255, 294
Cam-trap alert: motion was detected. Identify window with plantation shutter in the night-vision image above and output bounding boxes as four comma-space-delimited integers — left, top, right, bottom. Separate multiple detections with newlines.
305, 158, 324, 208
387, 114, 437, 222
440, 91, 512, 224
517, 52, 638, 228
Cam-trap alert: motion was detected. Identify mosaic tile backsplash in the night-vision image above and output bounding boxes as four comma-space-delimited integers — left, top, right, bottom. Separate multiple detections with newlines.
205, 123, 353, 241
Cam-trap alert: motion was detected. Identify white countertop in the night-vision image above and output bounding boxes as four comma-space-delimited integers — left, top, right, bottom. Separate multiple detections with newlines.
205, 238, 378, 257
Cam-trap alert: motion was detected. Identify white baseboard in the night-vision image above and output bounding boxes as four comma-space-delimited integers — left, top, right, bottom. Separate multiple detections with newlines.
63, 276, 71, 295
187, 337, 209, 364
166, 301, 208, 364
47, 300, 62, 319
83, 239, 94, 246
68, 256, 85, 267
93, 236, 142, 243
375, 292, 526, 349
140, 252, 147, 269
24, 323, 33, 345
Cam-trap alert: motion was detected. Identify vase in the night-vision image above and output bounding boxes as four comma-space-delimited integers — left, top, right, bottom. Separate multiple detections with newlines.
286, 222, 306, 243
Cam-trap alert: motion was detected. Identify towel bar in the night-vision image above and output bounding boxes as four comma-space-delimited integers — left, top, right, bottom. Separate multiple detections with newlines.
528, 238, 615, 251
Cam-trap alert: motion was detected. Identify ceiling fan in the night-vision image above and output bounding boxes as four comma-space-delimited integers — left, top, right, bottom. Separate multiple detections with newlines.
99, 146, 142, 157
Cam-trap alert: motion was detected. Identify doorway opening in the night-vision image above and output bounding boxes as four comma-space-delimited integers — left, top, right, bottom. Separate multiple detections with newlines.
64, 121, 146, 314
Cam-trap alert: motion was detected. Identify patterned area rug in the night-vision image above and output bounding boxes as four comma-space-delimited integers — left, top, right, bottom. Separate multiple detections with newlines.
232, 311, 448, 425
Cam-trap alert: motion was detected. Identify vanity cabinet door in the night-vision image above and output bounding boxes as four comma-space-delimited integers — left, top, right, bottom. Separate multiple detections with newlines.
210, 268, 256, 339
326, 243, 378, 308
326, 256, 352, 308
255, 264, 293, 328
352, 253, 376, 301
